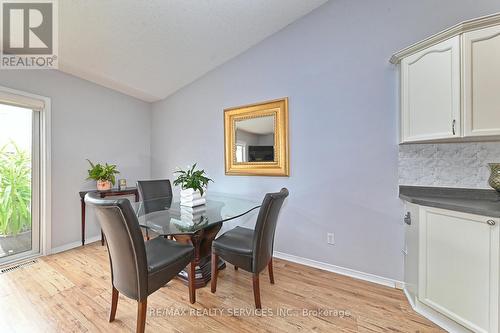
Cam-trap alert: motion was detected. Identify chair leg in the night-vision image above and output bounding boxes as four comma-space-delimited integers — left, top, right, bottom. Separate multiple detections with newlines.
252, 273, 262, 309
188, 261, 196, 304
145, 228, 150, 241
234, 265, 238, 271
211, 251, 219, 293
137, 299, 147, 333
109, 286, 119, 322
268, 258, 275, 284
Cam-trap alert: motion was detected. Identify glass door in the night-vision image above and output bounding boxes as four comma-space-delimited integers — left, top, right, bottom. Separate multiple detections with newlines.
0, 103, 40, 264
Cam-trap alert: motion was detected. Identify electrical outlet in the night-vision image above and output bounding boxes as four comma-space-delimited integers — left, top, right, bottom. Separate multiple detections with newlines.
327, 232, 335, 245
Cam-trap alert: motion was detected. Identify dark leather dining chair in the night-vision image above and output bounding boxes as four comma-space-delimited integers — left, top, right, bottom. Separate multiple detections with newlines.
137, 179, 173, 239
84, 193, 195, 333
210, 188, 289, 309
137, 179, 173, 214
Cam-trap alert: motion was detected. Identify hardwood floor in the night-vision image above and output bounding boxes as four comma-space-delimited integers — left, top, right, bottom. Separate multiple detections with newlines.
0, 242, 443, 332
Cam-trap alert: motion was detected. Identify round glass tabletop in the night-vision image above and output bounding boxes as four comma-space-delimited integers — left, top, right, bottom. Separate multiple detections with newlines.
133, 193, 261, 236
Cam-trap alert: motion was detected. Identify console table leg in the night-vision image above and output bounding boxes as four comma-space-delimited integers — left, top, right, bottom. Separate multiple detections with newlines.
81, 199, 86, 246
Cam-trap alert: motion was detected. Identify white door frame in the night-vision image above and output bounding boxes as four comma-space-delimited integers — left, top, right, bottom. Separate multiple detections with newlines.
0, 85, 51, 261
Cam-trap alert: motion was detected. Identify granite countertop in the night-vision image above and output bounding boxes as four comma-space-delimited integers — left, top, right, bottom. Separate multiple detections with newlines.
399, 186, 500, 217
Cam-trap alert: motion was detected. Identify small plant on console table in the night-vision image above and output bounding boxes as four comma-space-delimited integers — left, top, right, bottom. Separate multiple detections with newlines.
173, 164, 213, 207
86, 159, 120, 191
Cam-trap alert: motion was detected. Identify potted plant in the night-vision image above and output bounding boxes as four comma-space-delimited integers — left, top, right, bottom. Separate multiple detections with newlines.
86, 159, 120, 191
173, 164, 213, 207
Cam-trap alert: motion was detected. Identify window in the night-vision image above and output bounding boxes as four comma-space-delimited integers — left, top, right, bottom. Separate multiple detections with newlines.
236, 144, 246, 162
0, 87, 51, 266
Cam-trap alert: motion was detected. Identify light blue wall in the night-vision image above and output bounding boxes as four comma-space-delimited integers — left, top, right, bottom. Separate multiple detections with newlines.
0, 70, 151, 249
151, 0, 500, 280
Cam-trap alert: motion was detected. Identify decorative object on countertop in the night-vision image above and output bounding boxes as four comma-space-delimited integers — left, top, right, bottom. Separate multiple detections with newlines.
86, 159, 120, 191
173, 164, 213, 207
118, 179, 127, 190
488, 163, 500, 192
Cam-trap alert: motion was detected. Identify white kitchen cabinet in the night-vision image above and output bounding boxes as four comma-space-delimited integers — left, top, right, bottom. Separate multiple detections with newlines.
392, 13, 500, 143
463, 25, 500, 137
400, 37, 461, 143
419, 207, 499, 333
403, 202, 420, 307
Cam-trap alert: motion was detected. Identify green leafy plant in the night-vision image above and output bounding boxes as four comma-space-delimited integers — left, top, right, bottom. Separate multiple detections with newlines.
0, 142, 32, 236
173, 163, 213, 196
86, 159, 120, 185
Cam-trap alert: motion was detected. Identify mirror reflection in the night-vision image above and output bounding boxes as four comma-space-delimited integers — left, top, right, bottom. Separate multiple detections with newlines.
235, 115, 275, 163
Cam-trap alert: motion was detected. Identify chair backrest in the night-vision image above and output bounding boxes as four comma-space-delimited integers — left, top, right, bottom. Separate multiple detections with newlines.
137, 179, 173, 214
84, 193, 148, 301
137, 179, 173, 200
252, 188, 289, 273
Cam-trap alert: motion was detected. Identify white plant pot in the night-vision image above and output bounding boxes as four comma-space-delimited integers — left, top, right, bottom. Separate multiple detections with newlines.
180, 188, 206, 207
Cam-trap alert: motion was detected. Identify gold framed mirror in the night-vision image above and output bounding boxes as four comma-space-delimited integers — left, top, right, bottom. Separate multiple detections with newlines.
224, 98, 289, 176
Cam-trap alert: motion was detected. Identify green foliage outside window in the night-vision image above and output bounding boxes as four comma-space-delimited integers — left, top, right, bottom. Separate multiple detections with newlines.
0, 142, 31, 236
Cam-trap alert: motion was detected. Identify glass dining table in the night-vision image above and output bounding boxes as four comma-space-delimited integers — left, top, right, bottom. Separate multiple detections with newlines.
133, 193, 261, 289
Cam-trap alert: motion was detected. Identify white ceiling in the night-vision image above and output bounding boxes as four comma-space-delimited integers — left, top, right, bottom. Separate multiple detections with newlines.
58, 0, 328, 102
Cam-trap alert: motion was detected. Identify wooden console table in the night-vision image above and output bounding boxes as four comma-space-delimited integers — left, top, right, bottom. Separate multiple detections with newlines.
79, 187, 139, 246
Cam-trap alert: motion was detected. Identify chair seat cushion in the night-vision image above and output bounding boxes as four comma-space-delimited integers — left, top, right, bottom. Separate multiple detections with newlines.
146, 237, 193, 273
213, 226, 254, 255
213, 227, 254, 272
145, 237, 194, 294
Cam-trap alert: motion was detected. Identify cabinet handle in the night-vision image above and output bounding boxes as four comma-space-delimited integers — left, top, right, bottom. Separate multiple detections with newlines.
404, 212, 411, 225
487, 220, 496, 226
452, 119, 456, 135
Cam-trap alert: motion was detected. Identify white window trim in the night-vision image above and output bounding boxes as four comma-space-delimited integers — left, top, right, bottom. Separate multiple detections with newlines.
0, 85, 52, 257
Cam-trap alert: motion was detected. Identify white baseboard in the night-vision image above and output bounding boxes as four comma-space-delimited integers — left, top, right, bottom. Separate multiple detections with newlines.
273, 251, 403, 289
394, 280, 405, 290
50, 235, 101, 254
412, 299, 470, 333
403, 287, 416, 309
403, 287, 470, 332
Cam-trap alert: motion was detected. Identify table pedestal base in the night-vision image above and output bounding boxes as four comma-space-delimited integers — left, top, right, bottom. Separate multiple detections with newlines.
173, 222, 225, 289
177, 256, 226, 288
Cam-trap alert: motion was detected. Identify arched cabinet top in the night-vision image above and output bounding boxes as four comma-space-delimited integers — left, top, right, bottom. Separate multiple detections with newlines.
390, 12, 500, 64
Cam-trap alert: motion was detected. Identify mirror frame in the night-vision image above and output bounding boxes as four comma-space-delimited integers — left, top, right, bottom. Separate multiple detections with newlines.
224, 98, 289, 176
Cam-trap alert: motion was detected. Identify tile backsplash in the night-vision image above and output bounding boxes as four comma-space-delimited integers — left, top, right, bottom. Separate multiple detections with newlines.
399, 142, 500, 189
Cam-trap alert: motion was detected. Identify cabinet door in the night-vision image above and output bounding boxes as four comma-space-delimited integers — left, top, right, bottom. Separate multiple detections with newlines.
463, 26, 500, 137
403, 203, 420, 306
401, 37, 461, 142
419, 207, 499, 333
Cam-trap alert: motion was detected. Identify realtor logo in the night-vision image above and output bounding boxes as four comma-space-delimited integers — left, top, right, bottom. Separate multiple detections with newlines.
1, 0, 58, 69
